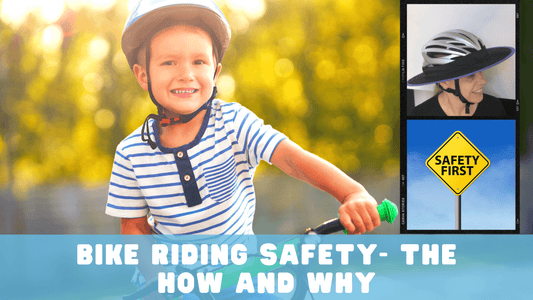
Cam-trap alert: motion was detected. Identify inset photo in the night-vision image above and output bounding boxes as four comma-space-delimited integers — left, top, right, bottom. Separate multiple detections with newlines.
405, 4, 516, 117
404, 119, 517, 233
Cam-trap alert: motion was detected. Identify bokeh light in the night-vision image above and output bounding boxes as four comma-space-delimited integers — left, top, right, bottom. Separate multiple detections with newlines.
0, 0, 31, 29
41, 25, 64, 53
228, 11, 249, 34
40, 0, 65, 24
274, 58, 294, 78
1, 0, 120, 30
217, 74, 236, 100
78, 94, 100, 113
85, 0, 118, 12
315, 60, 336, 81
382, 158, 400, 178
88, 37, 111, 61
375, 124, 393, 144
112, 51, 130, 74
226, 0, 266, 20
83, 73, 105, 93
94, 109, 116, 129
354, 43, 374, 64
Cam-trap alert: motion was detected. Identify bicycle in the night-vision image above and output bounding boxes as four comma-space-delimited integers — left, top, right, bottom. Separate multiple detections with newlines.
122, 199, 398, 300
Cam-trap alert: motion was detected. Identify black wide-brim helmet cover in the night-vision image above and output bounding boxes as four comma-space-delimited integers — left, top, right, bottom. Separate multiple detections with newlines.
122, 0, 231, 70
407, 46, 515, 86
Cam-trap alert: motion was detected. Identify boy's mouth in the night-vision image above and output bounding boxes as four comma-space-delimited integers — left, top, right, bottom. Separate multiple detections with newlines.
472, 88, 483, 95
171, 88, 199, 94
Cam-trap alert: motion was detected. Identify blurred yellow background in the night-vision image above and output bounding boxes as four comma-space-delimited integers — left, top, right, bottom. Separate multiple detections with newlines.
0, 0, 399, 234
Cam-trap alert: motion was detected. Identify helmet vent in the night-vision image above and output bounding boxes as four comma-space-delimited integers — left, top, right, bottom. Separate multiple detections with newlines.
425, 45, 447, 50
448, 47, 467, 54
434, 37, 454, 41
458, 32, 474, 43
426, 52, 450, 59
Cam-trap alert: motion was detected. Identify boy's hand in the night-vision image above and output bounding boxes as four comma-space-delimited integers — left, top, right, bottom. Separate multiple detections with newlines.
339, 192, 381, 234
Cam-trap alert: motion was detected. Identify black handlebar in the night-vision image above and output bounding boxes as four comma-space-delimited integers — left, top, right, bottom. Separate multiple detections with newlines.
304, 218, 344, 235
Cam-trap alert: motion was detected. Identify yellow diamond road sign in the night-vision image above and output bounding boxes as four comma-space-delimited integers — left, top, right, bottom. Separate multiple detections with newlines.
426, 131, 490, 195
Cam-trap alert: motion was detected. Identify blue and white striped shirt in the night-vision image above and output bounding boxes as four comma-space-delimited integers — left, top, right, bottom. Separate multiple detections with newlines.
105, 99, 286, 235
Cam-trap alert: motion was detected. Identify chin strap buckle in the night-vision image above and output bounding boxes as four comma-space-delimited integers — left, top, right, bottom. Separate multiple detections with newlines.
160, 117, 181, 127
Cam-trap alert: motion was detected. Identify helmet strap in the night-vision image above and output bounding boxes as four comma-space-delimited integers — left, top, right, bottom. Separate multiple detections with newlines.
438, 79, 473, 114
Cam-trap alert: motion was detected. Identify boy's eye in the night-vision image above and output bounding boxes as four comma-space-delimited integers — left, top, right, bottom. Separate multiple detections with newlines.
194, 60, 205, 65
162, 61, 175, 66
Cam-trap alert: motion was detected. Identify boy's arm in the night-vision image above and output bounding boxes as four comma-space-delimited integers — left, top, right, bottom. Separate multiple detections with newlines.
270, 139, 381, 234
121, 217, 166, 300
121, 217, 152, 235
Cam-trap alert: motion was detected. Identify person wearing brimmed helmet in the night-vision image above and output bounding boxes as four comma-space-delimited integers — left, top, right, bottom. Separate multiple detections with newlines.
408, 29, 514, 116
107, 0, 380, 244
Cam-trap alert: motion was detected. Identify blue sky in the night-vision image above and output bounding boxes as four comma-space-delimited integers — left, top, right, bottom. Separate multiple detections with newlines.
407, 120, 516, 230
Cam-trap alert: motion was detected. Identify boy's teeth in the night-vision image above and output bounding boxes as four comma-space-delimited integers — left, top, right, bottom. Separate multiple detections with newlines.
172, 89, 197, 94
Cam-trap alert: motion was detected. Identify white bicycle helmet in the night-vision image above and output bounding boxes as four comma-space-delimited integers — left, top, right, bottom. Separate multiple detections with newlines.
122, 0, 231, 70
422, 29, 485, 68
408, 29, 514, 86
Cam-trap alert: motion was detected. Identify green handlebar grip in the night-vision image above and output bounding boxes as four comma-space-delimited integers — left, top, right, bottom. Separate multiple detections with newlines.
343, 199, 398, 234
378, 199, 398, 224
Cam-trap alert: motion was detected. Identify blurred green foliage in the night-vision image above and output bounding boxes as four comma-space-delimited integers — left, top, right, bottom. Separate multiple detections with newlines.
0, 0, 399, 199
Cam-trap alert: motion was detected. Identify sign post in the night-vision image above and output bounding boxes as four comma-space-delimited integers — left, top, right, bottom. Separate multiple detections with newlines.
426, 131, 490, 229
456, 195, 461, 230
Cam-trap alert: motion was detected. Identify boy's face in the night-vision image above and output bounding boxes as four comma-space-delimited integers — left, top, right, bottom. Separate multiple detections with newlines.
133, 25, 221, 116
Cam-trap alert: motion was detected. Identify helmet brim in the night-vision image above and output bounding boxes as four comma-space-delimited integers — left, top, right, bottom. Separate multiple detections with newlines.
407, 46, 514, 86
122, 2, 231, 69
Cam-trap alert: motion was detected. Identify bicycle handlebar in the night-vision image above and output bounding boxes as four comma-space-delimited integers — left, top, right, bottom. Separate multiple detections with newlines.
303, 218, 343, 235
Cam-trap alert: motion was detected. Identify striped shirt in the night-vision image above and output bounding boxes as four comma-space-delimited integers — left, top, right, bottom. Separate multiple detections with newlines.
105, 99, 286, 235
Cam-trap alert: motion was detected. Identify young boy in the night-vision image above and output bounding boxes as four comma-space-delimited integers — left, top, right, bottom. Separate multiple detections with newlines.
106, 1, 382, 297
106, 0, 380, 239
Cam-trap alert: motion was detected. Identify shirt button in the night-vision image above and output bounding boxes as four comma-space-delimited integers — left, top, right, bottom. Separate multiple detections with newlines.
177, 151, 184, 158
184, 175, 191, 182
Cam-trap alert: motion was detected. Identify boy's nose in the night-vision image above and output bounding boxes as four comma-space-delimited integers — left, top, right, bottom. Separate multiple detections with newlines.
177, 66, 194, 81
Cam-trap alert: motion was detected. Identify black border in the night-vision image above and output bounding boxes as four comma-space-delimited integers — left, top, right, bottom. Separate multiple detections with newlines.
400, 0, 520, 234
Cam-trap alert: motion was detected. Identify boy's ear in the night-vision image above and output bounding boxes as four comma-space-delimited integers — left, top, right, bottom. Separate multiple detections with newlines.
133, 63, 149, 91
213, 63, 222, 82
440, 79, 454, 90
